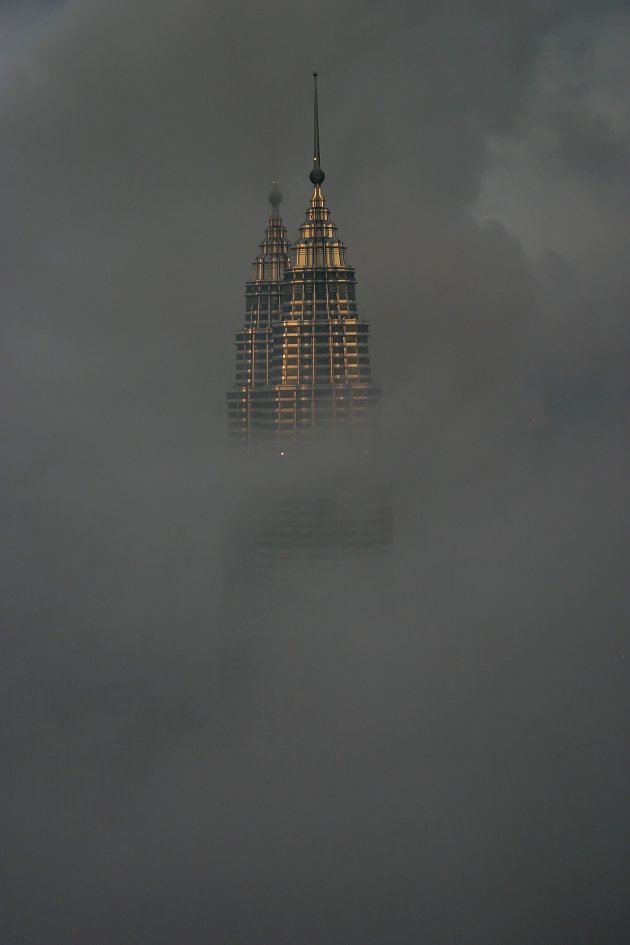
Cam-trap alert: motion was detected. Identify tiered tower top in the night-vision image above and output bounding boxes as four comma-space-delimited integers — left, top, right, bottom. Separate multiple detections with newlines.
250, 180, 291, 284
291, 74, 351, 273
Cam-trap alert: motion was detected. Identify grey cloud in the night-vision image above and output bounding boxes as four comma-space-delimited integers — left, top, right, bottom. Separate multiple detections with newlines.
1, 1, 628, 943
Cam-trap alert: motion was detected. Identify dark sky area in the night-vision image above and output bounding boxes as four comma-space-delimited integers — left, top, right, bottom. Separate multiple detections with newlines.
1, 1, 629, 943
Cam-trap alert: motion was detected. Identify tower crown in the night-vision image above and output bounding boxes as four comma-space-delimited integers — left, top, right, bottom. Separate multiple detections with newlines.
286, 75, 354, 287
229, 76, 377, 433
251, 180, 291, 283
224, 73, 391, 594
228, 184, 291, 394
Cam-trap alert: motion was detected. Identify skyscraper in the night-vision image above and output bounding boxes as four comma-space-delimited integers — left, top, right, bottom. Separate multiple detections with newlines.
225, 74, 391, 576
220, 77, 392, 712
226, 180, 291, 448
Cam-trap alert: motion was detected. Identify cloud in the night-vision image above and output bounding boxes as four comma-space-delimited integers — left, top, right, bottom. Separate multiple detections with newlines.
1, 1, 628, 943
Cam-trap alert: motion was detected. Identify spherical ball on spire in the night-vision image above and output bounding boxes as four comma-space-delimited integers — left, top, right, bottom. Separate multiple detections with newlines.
268, 181, 282, 207
309, 167, 325, 186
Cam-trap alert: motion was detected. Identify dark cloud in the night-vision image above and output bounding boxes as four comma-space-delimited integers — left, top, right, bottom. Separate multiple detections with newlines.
1, 1, 629, 943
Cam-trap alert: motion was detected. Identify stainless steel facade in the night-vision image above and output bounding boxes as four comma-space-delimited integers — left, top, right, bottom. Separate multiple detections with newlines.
225, 75, 391, 569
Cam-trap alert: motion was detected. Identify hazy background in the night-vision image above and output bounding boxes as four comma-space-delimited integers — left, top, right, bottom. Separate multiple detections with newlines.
1, 1, 628, 943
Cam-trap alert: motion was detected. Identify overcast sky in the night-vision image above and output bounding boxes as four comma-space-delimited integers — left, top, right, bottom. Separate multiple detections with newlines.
1, 2, 629, 944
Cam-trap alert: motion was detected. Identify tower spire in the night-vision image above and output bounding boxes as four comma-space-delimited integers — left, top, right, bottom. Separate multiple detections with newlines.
309, 72, 325, 187
268, 178, 282, 221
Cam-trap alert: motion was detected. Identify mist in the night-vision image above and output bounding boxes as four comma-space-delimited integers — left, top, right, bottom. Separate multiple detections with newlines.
1, 1, 629, 943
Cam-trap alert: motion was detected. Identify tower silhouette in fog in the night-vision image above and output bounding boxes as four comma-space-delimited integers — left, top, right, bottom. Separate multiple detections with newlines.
225, 74, 391, 588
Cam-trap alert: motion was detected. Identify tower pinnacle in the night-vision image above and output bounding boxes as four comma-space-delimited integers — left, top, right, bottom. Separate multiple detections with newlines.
309, 72, 325, 187
268, 179, 282, 220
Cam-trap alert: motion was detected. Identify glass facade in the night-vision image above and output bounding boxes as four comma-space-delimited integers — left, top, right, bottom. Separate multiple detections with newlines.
226, 187, 292, 446
220, 81, 392, 715
228, 184, 381, 452
225, 179, 391, 563
225, 77, 391, 576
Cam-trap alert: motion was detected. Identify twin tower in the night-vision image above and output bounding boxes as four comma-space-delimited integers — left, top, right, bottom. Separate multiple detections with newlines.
225, 75, 391, 565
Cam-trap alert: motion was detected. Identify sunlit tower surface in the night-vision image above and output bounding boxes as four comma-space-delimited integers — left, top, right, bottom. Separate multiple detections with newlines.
226, 179, 291, 444
224, 75, 391, 594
